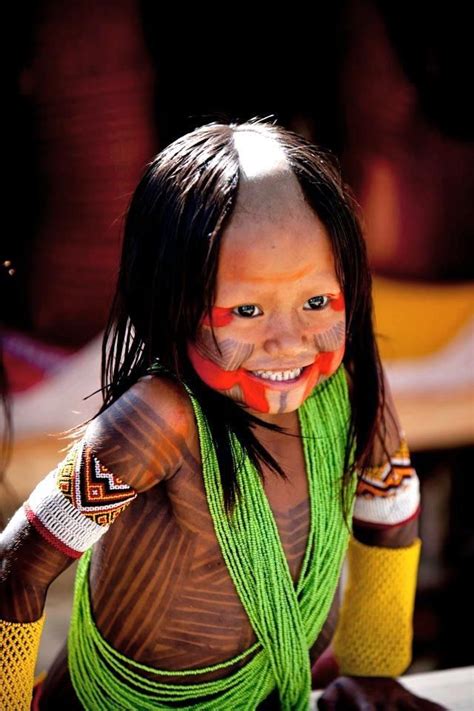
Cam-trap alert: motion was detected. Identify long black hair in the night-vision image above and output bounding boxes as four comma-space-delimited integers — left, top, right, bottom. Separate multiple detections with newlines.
99, 117, 393, 518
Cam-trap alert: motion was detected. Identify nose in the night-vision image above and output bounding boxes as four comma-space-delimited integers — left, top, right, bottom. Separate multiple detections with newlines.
262, 313, 310, 358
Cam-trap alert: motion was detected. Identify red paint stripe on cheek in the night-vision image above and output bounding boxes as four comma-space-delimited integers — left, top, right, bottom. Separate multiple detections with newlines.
188, 345, 271, 413
188, 345, 237, 389
318, 350, 338, 374
303, 363, 322, 400
303, 343, 346, 399
201, 307, 233, 328
238, 375, 270, 413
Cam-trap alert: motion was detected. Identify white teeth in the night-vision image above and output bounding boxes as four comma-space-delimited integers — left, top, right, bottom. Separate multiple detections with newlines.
251, 368, 303, 381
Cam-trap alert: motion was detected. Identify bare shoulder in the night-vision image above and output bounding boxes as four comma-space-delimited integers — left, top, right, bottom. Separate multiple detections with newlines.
84, 374, 198, 492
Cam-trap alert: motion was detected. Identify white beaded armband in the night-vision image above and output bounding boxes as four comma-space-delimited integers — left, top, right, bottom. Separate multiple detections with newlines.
353, 437, 420, 527
19, 440, 137, 557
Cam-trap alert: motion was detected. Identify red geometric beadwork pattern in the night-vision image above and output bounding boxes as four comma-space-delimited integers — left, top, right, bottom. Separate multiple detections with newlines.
56, 441, 137, 526
356, 439, 416, 498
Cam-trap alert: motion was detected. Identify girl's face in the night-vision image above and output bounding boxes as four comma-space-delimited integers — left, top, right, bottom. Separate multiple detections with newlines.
188, 157, 346, 421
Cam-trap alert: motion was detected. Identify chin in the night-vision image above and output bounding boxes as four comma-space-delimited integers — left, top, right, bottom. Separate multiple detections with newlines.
260, 387, 307, 416
271, 395, 301, 412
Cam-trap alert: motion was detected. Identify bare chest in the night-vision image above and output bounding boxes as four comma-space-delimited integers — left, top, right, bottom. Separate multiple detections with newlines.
88, 423, 312, 681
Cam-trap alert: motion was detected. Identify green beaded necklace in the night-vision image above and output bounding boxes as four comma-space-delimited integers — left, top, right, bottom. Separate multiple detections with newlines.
68, 365, 355, 710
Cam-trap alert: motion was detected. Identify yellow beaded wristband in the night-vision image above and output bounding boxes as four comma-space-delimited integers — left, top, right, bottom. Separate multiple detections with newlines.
332, 536, 421, 677
0, 615, 45, 710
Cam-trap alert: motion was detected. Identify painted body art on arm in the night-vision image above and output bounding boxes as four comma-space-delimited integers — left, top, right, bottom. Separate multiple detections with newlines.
0, 376, 195, 620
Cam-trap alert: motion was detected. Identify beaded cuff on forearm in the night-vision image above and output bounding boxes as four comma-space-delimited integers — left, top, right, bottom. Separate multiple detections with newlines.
332, 536, 421, 677
0, 615, 45, 710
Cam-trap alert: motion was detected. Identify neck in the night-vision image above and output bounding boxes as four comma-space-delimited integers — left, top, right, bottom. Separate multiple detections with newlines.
245, 405, 300, 432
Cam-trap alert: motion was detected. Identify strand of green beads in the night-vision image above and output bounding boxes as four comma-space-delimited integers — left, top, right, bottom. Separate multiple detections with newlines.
67, 364, 352, 710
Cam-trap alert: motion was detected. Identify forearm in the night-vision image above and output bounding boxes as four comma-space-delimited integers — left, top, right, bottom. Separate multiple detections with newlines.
1, 614, 45, 710
0, 505, 74, 621
0, 574, 46, 622
0, 511, 67, 708
333, 533, 421, 676
0, 439, 133, 708
0, 521, 49, 710
333, 430, 422, 677
353, 515, 419, 549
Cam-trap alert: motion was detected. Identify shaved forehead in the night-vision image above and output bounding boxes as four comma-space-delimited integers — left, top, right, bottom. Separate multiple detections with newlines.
215, 129, 335, 292
232, 129, 307, 226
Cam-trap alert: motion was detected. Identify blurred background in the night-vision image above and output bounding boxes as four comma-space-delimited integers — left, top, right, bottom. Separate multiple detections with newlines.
1, 0, 473, 678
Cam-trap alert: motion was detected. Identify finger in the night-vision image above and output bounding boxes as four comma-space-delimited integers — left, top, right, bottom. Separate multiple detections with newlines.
414, 697, 448, 711
400, 694, 448, 711
317, 687, 340, 710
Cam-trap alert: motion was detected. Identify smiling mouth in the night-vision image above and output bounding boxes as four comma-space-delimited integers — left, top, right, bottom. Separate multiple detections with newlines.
248, 366, 308, 383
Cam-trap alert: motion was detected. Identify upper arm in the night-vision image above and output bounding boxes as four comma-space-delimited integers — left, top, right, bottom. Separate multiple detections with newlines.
348, 367, 421, 547
84, 374, 195, 492
27, 374, 194, 557
0, 375, 195, 618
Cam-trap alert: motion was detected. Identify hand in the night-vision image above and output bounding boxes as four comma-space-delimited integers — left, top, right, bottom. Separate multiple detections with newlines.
317, 676, 447, 710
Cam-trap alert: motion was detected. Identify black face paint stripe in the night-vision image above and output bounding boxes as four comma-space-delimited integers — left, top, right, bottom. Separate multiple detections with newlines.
278, 391, 289, 414
313, 319, 345, 352
196, 329, 255, 370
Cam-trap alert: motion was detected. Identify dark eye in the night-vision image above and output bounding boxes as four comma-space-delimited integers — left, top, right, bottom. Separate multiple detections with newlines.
232, 304, 263, 318
304, 295, 330, 310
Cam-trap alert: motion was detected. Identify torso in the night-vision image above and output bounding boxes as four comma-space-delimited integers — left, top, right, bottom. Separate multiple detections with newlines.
39, 391, 340, 708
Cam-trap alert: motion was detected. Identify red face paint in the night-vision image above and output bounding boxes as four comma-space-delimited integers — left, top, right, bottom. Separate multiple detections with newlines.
188, 340, 345, 414
188, 343, 271, 412
330, 293, 345, 312
302, 343, 346, 400
201, 307, 233, 328
189, 294, 346, 414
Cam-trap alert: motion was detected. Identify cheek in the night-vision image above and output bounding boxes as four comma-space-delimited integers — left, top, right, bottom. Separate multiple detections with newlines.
188, 343, 237, 389
187, 342, 272, 413
194, 328, 254, 371
308, 293, 346, 355
303, 317, 346, 398
313, 319, 346, 352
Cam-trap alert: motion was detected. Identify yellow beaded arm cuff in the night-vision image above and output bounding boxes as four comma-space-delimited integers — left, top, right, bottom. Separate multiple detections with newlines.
0, 615, 45, 710
332, 536, 422, 677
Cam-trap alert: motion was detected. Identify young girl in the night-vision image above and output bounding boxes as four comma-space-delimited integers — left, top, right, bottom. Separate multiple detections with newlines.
1, 120, 442, 710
